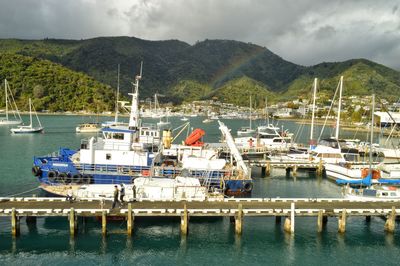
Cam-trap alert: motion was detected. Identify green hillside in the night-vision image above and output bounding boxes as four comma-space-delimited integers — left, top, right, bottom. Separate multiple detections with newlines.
0, 53, 115, 112
207, 76, 276, 107
170, 80, 212, 103
0, 37, 399, 108
282, 60, 400, 101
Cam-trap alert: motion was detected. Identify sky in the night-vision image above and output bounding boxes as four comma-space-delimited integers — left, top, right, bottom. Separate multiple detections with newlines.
1, 0, 400, 69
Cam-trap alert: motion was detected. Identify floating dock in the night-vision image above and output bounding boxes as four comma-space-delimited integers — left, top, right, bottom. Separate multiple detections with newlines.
0, 197, 398, 236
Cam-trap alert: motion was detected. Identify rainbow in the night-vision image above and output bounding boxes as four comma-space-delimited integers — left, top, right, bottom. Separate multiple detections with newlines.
209, 46, 266, 87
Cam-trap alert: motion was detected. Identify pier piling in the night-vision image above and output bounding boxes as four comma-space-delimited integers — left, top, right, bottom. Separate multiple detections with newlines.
11, 208, 20, 237
365, 215, 371, 222
292, 166, 298, 177
127, 203, 133, 236
69, 208, 76, 236
102, 210, 107, 236
317, 210, 323, 233
338, 209, 347, 233
384, 206, 396, 233
284, 203, 295, 234
275, 216, 281, 224
181, 204, 188, 235
235, 204, 243, 235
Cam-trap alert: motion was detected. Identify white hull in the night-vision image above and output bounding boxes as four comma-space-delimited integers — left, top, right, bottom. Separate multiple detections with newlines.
0, 119, 22, 125
11, 126, 43, 134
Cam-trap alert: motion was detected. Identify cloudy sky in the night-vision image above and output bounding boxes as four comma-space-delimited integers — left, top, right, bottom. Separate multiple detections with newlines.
1, 0, 400, 69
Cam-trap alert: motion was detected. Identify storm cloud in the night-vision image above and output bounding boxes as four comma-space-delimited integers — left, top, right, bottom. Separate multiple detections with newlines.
1, 0, 400, 69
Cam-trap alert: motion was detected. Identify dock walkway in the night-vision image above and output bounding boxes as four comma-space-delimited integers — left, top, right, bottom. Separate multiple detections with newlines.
0, 197, 398, 236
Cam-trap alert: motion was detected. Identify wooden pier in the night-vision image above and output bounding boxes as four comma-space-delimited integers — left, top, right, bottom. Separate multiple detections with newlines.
248, 160, 324, 177
0, 197, 398, 237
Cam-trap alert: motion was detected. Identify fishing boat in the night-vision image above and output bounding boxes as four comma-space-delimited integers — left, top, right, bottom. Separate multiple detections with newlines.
10, 98, 43, 134
75, 122, 102, 133
0, 79, 22, 125
33, 63, 160, 186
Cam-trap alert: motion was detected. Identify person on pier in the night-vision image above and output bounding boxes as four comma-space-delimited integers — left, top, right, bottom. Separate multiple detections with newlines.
112, 185, 120, 208
66, 186, 74, 203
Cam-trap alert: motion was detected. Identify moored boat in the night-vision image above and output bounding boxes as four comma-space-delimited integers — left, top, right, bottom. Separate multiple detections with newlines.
76, 122, 102, 133
10, 98, 43, 134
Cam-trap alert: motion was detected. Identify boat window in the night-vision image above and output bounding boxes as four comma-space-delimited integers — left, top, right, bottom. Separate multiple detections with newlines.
382, 192, 388, 196
273, 139, 283, 143
390, 192, 396, 196
105, 133, 112, 139
106, 153, 111, 160
113, 133, 124, 140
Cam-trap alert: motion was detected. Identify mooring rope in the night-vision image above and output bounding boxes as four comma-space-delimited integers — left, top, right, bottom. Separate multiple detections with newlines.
4, 186, 41, 197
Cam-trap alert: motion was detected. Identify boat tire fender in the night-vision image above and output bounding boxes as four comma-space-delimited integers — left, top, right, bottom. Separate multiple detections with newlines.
32, 166, 42, 177
47, 171, 57, 182
72, 174, 82, 184
58, 172, 68, 183
243, 182, 253, 193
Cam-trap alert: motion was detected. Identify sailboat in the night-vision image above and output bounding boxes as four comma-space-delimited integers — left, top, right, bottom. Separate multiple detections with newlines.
237, 96, 256, 137
10, 98, 44, 134
0, 79, 22, 125
157, 108, 171, 128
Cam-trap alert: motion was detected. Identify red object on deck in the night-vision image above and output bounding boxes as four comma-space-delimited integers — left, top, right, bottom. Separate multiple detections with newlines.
184, 128, 205, 146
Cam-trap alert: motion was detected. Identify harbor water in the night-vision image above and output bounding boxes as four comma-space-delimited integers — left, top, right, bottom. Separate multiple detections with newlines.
0, 115, 399, 265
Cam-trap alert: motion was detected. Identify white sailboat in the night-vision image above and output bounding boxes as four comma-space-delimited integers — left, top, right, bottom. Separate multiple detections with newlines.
237, 95, 256, 137
10, 98, 44, 134
0, 79, 22, 125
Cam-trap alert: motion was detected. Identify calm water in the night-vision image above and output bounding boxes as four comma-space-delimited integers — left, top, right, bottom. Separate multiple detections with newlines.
0, 115, 398, 265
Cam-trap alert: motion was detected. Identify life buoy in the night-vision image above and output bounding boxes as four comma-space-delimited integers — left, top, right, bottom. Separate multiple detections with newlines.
243, 182, 253, 192
32, 166, 42, 177
71, 173, 82, 184
47, 171, 57, 182
58, 172, 68, 183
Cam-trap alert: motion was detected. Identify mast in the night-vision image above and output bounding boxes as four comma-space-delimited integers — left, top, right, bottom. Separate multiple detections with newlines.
265, 96, 269, 125
4, 79, 8, 121
335, 76, 343, 139
29, 98, 32, 127
128, 62, 142, 128
369, 94, 375, 177
115, 64, 120, 123
310, 78, 317, 146
249, 96, 252, 130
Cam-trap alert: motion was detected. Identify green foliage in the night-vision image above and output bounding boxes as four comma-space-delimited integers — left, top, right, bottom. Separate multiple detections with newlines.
0, 53, 115, 112
206, 76, 275, 107
0, 38, 400, 107
170, 80, 212, 103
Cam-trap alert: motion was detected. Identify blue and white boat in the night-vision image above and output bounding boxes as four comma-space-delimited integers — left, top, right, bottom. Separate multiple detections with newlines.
33, 64, 159, 185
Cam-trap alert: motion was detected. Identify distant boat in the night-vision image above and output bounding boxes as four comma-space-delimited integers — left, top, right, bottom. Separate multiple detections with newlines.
180, 116, 189, 121
202, 118, 212, 123
76, 122, 102, 133
0, 79, 22, 126
10, 98, 43, 134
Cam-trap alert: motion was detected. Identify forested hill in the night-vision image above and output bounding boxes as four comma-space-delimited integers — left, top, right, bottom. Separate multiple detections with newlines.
0, 53, 115, 112
0, 37, 400, 110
